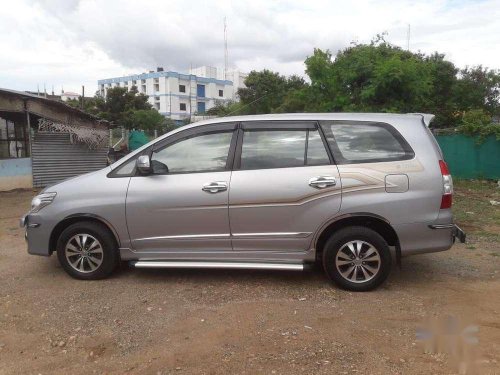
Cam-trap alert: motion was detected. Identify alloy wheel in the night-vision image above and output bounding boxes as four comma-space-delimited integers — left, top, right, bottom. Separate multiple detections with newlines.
335, 240, 381, 283
64, 234, 104, 273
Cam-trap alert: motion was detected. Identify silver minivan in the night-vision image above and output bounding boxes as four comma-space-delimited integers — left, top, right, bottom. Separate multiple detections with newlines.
21, 113, 465, 291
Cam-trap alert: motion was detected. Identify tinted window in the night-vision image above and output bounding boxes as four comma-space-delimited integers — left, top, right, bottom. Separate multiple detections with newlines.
320, 122, 413, 163
152, 132, 233, 173
241, 130, 306, 169
307, 129, 330, 165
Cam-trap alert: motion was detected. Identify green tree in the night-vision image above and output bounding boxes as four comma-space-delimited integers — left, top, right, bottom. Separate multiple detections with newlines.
237, 70, 307, 114
458, 109, 500, 142
205, 100, 245, 117
305, 37, 434, 113
453, 66, 500, 117
301, 37, 500, 129
65, 94, 106, 116
67, 86, 175, 132
422, 53, 459, 127
100, 86, 152, 128
129, 109, 165, 132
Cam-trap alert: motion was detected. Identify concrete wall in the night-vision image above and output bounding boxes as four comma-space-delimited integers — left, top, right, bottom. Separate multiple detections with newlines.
0, 158, 33, 191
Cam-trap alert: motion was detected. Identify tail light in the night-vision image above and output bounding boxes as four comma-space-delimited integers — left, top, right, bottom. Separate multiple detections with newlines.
439, 160, 453, 209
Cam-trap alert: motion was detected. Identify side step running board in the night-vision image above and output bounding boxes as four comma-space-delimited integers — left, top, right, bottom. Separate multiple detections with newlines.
130, 260, 305, 271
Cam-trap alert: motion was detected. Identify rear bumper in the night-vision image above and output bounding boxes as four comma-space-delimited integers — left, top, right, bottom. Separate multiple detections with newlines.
428, 224, 466, 243
394, 222, 465, 256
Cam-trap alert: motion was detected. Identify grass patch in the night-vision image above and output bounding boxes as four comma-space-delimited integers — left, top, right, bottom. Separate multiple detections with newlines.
453, 179, 500, 239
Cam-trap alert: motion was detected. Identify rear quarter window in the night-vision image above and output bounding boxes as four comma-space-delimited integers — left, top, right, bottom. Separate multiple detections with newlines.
320, 121, 414, 164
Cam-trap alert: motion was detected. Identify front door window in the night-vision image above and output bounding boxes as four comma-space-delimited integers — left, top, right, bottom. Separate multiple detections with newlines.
151, 131, 232, 174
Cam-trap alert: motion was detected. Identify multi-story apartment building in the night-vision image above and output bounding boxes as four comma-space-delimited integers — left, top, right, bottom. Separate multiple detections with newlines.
98, 66, 247, 122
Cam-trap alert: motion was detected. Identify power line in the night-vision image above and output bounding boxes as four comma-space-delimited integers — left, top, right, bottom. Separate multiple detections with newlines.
224, 92, 270, 117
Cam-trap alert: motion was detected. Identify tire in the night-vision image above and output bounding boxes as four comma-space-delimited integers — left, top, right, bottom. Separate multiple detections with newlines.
56, 221, 119, 280
322, 226, 392, 291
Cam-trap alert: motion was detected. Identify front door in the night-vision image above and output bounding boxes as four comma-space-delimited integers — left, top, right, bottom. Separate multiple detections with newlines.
228, 121, 342, 252
126, 123, 237, 254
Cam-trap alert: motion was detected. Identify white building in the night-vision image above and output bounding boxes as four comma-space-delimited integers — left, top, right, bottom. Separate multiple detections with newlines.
98, 66, 246, 123
60, 91, 80, 101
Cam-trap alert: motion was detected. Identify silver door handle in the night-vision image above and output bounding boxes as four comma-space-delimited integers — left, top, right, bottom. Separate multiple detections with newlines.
309, 176, 336, 189
202, 181, 228, 193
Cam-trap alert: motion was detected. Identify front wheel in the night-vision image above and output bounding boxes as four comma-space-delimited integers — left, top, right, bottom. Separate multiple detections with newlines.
322, 226, 392, 291
56, 221, 119, 280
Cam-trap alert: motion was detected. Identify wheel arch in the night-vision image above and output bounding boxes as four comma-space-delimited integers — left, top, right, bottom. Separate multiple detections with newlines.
49, 214, 121, 254
314, 213, 401, 264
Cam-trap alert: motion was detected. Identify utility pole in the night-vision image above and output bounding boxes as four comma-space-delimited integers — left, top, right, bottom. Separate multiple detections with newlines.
224, 17, 228, 80
81, 85, 85, 109
407, 24, 411, 51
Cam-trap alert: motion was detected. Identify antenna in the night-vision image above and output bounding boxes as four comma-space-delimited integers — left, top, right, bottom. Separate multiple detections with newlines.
407, 24, 411, 51
224, 17, 228, 80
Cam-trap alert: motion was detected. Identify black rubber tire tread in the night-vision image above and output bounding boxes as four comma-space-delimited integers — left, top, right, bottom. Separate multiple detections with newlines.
322, 226, 392, 291
56, 221, 119, 280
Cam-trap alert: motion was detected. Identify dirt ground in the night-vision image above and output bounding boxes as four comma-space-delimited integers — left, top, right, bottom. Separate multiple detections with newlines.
0, 181, 499, 374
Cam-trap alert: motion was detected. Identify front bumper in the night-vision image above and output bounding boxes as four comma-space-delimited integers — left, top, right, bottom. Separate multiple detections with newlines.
20, 213, 51, 256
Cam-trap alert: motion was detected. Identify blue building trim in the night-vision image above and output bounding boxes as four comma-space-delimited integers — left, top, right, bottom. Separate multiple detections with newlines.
147, 93, 232, 102
98, 71, 233, 86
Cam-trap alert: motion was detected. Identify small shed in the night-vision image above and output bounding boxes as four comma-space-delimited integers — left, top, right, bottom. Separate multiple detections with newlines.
0, 88, 110, 191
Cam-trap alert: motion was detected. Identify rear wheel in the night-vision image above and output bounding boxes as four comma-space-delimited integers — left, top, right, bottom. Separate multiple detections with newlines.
56, 221, 119, 280
322, 226, 392, 291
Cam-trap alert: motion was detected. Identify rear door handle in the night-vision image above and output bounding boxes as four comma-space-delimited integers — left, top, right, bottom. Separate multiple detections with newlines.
202, 181, 228, 193
309, 176, 336, 189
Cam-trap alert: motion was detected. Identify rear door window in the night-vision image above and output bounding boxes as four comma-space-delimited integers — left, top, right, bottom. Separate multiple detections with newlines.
320, 122, 414, 164
240, 130, 306, 169
238, 122, 332, 170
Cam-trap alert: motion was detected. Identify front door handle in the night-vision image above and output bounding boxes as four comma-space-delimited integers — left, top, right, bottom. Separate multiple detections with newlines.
202, 181, 228, 193
309, 176, 336, 189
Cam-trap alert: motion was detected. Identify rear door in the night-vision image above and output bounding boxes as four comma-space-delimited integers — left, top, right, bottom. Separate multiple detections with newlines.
228, 121, 342, 252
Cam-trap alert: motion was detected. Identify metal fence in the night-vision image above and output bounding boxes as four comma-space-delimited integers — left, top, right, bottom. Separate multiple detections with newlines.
436, 135, 500, 179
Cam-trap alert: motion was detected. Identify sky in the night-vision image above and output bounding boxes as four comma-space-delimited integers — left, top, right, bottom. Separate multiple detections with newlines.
0, 0, 499, 95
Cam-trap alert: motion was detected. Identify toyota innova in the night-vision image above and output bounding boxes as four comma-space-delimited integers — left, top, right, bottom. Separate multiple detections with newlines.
21, 113, 465, 291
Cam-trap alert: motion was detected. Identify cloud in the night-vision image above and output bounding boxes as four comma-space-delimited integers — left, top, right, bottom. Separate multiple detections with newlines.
1, 0, 499, 93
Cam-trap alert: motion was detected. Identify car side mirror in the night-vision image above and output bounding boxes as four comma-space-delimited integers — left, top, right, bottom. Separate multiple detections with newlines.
136, 155, 152, 175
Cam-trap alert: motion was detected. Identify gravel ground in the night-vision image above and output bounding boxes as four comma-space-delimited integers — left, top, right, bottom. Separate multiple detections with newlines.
0, 188, 499, 374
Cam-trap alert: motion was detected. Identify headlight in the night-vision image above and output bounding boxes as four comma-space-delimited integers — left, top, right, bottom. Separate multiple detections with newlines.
31, 192, 57, 213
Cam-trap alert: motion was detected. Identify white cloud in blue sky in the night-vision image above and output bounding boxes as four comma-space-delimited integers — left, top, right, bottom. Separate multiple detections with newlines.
0, 0, 498, 94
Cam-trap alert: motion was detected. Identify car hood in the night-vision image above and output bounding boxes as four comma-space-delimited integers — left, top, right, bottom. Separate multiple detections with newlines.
41, 166, 112, 194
